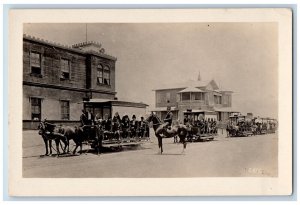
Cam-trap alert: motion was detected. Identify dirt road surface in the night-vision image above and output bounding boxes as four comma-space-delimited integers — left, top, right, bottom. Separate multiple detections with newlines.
23, 130, 277, 178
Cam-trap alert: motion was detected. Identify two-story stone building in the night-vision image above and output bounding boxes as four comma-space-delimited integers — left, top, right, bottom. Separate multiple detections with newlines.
152, 79, 235, 123
23, 34, 147, 129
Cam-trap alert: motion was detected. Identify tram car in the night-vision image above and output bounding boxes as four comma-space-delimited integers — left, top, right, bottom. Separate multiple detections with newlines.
251, 117, 266, 135
262, 118, 277, 134
227, 113, 254, 137
83, 99, 150, 151
183, 109, 218, 142
266, 118, 277, 134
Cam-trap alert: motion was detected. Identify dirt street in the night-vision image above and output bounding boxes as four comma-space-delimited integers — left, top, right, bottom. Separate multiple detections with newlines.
23, 130, 278, 178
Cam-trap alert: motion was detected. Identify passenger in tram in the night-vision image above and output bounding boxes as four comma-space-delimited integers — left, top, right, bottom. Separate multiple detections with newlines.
130, 115, 139, 138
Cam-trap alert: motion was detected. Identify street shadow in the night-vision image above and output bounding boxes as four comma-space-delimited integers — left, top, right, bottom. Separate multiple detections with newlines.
28, 145, 153, 158
24, 138, 159, 159
158, 153, 185, 156
144, 152, 185, 156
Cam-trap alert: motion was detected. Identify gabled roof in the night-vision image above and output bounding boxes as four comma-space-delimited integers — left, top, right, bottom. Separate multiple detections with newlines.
153, 79, 233, 93
153, 79, 211, 91
178, 86, 205, 93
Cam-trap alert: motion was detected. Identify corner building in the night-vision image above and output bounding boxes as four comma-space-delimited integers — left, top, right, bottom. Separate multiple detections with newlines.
23, 35, 121, 129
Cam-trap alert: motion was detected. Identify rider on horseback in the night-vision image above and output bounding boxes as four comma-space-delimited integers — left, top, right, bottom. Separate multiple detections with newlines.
163, 106, 173, 130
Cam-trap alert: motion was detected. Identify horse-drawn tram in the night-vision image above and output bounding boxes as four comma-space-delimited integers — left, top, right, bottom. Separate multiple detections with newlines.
83, 99, 150, 150
37, 99, 150, 156
226, 114, 254, 137
265, 118, 277, 134
38, 119, 150, 156
183, 109, 218, 142
226, 113, 278, 137
253, 118, 267, 135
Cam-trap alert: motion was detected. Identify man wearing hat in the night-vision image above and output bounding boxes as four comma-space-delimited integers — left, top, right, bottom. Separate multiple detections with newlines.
112, 112, 122, 140
80, 109, 88, 127
130, 115, 138, 138
164, 106, 173, 129
121, 115, 130, 139
102, 114, 112, 140
139, 116, 147, 138
80, 108, 94, 142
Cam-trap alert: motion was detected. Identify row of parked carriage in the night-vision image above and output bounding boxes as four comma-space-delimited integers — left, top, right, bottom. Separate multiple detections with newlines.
183, 119, 218, 142
37, 112, 277, 157
37, 118, 151, 157
226, 114, 278, 137
37, 115, 217, 157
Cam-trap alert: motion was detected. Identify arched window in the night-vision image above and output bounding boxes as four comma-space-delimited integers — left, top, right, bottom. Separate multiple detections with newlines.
103, 65, 110, 85
97, 64, 103, 84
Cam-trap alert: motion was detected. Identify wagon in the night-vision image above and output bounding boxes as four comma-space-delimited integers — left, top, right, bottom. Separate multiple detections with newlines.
82, 100, 150, 151
256, 118, 277, 135
94, 128, 150, 151
183, 110, 218, 142
252, 118, 268, 135
265, 118, 277, 134
227, 114, 254, 137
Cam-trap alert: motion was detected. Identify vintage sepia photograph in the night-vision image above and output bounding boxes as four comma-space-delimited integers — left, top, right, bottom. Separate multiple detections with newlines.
22, 22, 278, 178
9, 9, 292, 196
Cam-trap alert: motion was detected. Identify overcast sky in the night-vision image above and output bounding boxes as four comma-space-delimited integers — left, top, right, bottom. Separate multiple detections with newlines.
24, 23, 278, 118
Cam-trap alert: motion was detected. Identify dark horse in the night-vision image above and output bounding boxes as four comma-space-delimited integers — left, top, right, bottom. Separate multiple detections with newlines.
146, 113, 188, 154
38, 120, 103, 156
37, 120, 68, 156
59, 124, 103, 155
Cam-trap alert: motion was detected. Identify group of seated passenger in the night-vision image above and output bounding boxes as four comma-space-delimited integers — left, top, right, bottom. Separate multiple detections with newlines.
91, 111, 150, 140
183, 116, 218, 134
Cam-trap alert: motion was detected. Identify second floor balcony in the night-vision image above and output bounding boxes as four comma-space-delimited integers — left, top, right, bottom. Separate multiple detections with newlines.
178, 87, 208, 104
155, 86, 232, 108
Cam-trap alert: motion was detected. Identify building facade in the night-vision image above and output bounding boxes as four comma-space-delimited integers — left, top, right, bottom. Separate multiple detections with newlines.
23, 35, 146, 129
153, 79, 235, 123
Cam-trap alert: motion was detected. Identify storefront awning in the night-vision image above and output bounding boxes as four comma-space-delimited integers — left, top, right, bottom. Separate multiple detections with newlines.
214, 107, 238, 112
151, 106, 178, 112
183, 109, 216, 114
84, 98, 148, 107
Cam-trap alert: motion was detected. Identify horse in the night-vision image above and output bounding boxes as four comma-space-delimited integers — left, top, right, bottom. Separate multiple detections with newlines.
71, 124, 103, 155
38, 119, 103, 156
56, 125, 85, 155
37, 120, 68, 157
145, 113, 188, 154
92, 123, 104, 155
